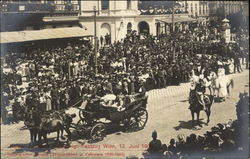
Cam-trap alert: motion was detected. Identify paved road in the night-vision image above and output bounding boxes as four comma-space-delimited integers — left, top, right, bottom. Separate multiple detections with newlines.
1, 70, 249, 159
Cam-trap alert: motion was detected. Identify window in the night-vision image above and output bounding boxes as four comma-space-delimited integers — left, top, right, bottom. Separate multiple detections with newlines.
127, 0, 131, 9
101, 0, 109, 10
54, 0, 64, 4
190, 3, 193, 13
40, 0, 47, 3
71, 0, 79, 5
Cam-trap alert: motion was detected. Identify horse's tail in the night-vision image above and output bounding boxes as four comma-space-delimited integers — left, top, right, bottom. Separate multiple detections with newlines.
230, 79, 234, 89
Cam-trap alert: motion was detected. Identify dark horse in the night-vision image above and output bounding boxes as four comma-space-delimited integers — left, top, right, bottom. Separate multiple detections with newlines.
189, 90, 214, 126
24, 110, 75, 147
38, 111, 75, 146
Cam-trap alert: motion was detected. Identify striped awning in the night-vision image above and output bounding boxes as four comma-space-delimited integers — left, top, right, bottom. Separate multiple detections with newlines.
0, 27, 92, 44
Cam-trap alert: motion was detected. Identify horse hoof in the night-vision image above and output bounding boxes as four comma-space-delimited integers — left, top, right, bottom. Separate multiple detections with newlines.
64, 142, 70, 148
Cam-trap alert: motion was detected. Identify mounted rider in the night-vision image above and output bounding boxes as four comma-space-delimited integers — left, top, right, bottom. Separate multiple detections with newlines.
190, 62, 208, 111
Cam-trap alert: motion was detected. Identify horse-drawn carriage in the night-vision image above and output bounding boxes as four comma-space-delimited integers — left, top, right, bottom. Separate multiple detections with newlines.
72, 93, 148, 141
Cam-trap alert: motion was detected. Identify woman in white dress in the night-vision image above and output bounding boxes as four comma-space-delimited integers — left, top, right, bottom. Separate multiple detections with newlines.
217, 63, 229, 99
45, 89, 52, 111
228, 59, 234, 74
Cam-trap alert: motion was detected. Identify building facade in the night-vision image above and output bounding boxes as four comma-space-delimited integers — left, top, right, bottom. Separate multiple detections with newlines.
178, 1, 209, 18
0, 0, 80, 32
79, 0, 202, 44
209, 1, 243, 17
79, 0, 144, 43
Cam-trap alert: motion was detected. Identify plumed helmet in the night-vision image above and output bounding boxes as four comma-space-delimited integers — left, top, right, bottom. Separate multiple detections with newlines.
152, 130, 157, 138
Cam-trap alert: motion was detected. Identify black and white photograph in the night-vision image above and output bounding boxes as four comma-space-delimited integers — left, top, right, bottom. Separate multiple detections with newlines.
0, 0, 249, 159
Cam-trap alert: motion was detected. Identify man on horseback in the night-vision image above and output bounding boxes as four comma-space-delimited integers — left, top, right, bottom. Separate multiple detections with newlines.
190, 63, 208, 111
195, 76, 207, 111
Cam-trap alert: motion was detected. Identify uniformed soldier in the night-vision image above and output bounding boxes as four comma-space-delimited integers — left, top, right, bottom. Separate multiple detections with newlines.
147, 131, 162, 153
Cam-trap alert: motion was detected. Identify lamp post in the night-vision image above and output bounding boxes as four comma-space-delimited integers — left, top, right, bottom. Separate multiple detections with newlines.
93, 6, 98, 74
172, 1, 176, 63
172, 1, 175, 33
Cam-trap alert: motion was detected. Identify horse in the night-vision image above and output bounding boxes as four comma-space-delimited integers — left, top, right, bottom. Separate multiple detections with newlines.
24, 109, 75, 147
209, 71, 234, 101
38, 111, 75, 146
188, 72, 214, 127
23, 108, 44, 147
189, 89, 214, 127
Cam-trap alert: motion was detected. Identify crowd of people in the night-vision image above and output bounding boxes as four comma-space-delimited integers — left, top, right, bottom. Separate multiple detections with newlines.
1, 19, 248, 124
140, 7, 187, 15
140, 92, 249, 159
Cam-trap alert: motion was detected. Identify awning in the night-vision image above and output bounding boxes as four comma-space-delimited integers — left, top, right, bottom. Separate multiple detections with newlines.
0, 27, 92, 44
156, 17, 204, 23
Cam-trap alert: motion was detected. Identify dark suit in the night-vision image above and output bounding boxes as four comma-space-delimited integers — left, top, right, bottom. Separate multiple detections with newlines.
51, 88, 59, 110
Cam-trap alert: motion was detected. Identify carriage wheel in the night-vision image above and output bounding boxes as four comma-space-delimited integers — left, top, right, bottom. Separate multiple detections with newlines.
75, 119, 88, 137
127, 108, 148, 132
90, 123, 106, 141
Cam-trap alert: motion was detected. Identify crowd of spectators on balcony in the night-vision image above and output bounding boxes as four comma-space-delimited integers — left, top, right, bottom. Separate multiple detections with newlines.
139, 6, 187, 15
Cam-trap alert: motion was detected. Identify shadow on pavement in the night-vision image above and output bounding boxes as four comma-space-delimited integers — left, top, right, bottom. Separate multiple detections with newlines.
214, 97, 224, 103
174, 119, 206, 131
9, 139, 66, 157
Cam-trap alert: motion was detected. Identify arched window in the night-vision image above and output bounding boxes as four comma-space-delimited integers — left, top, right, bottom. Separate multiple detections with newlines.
101, 0, 109, 10
138, 21, 150, 35
101, 23, 111, 45
156, 22, 161, 36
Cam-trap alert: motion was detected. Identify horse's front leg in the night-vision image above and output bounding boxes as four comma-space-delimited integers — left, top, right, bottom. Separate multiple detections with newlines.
61, 129, 65, 140
216, 88, 220, 98
206, 106, 211, 124
191, 110, 195, 126
38, 131, 42, 146
64, 127, 71, 147
29, 130, 34, 146
227, 85, 230, 97
56, 130, 60, 141
42, 132, 49, 147
197, 112, 202, 127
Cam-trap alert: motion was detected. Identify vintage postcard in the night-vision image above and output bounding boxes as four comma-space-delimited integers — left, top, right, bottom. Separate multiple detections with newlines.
1, 0, 249, 159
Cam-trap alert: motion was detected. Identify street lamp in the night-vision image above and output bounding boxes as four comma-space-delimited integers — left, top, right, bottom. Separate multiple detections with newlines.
172, 1, 176, 63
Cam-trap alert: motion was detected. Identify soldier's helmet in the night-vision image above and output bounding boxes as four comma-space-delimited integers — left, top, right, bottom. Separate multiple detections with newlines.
152, 130, 157, 139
